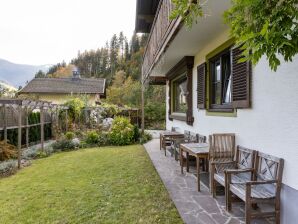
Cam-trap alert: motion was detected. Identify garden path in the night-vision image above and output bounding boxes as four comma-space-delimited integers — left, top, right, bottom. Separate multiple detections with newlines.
143, 139, 275, 224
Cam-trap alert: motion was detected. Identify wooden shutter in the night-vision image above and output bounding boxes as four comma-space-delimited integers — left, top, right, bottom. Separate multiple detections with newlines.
197, 63, 206, 109
232, 46, 251, 108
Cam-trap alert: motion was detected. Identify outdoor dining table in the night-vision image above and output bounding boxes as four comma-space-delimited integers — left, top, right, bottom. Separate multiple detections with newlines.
180, 142, 209, 191
159, 131, 185, 156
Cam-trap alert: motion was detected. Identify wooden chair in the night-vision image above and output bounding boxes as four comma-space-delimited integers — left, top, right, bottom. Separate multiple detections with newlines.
173, 133, 207, 173
225, 152, 284, 224
211, 146, 256, 199
209, 133, 235, 195
161, 127, 179, 150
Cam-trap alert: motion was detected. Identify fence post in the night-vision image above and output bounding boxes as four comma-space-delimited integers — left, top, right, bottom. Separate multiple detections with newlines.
3, 104, 7, 142
141, 81, 145, 134
18, 105, 22, 169
65, 109, 68, 132
40, 105, 44, 151
26, 107, 29, 149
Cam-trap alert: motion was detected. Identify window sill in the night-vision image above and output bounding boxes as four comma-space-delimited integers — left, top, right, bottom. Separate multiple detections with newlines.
169, 113, 187, 121
206, 109, 237, 117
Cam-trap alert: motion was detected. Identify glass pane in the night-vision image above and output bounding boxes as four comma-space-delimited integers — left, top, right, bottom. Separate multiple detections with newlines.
222, 53, 232, 103
174, 77, 188, 113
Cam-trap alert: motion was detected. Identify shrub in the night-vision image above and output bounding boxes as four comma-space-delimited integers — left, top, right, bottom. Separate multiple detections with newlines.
22, 147, 39, 160
0, 141, 17, 161
108, 116, 134, 146
0, 160, 18, 177
140, 131, 153, 144
52, 140, 76, 151
65, 132, 75, 140
132, 125, 140, 143
85, 131, 100, 145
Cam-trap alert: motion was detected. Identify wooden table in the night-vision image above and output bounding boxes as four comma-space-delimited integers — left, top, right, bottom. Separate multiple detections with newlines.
160, 131, 185, 156
180, 143, 209, 191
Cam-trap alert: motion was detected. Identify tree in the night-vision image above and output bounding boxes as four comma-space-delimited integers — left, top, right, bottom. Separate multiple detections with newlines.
224, 0, 298, 71
35, 70, 46, 78
171, 0, 298, 71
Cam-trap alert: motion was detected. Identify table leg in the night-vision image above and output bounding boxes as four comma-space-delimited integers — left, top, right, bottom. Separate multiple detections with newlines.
186, 152, 189, 172
197, 156, 201, 191
180, 148, 183, 174
160, 134, 162, 150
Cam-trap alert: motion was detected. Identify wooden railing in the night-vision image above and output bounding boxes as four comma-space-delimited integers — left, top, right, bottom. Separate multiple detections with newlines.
142, 0, 181, 80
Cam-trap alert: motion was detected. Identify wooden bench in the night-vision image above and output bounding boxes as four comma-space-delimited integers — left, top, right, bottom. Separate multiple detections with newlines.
211, 146, 256, 201
225, 152, 284, 224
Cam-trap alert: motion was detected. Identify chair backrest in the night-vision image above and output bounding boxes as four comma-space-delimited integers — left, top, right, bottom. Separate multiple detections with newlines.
255, 152, 284, 183
209, 133, 235, 160
184, 130, 191, 140
197, 134, 207, 143
235, 145, 256, 169
189, 132, 198, 142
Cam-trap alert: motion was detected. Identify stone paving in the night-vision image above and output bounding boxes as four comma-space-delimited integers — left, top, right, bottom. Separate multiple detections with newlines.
143, 139, 275, 224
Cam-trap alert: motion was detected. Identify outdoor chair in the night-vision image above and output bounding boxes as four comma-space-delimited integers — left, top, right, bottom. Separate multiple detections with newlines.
209, 133, 235, 195
225, 152, 284, 224
210, 145, 256, 200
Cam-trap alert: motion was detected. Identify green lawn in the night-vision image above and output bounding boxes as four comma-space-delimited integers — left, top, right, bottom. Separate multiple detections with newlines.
0, 145, 182, 224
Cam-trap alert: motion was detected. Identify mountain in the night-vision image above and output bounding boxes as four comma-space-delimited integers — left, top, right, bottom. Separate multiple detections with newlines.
0, 58, 51, 88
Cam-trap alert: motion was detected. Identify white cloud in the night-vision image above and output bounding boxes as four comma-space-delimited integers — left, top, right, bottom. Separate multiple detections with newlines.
0, 0, 136, 65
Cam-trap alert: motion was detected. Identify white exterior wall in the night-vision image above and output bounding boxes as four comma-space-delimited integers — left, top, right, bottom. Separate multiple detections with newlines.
166, 32, 298, 190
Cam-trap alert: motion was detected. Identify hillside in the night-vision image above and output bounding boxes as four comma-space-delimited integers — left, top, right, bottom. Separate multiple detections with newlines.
0, 58, 50, 88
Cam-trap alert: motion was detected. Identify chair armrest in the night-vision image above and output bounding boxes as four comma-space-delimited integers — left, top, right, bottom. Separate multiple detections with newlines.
246, 180, 277, 186
225, 168, 254, 174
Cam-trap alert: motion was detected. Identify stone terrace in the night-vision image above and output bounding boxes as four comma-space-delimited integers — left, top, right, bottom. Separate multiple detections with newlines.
143, 139, 275, 224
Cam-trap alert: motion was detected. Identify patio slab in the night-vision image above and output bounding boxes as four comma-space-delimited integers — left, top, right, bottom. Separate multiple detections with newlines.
143, 139, 275, 224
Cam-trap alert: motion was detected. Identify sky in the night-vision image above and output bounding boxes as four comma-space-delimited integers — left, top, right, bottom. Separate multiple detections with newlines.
0, 0, 136, 65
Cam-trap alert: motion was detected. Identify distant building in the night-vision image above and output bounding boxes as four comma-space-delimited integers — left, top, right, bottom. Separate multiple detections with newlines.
18, 68, 106, 105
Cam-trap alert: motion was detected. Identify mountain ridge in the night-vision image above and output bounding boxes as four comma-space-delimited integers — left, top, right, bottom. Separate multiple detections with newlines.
0, 58, 51, 88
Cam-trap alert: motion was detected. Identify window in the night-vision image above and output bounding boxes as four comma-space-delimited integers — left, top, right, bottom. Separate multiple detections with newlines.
167, 56, 194, 125
172, 75, 188, 113
209, 49, 232, 110
197, 40, 251, 114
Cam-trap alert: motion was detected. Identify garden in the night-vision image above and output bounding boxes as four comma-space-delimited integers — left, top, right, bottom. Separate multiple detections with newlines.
0, 97, 152, 178
0, 98, 183, 223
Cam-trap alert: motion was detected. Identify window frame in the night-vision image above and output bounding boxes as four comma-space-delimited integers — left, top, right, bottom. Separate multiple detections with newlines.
208, 47, 234, 112
167, 56, 194, 125
171, 73, 188, 116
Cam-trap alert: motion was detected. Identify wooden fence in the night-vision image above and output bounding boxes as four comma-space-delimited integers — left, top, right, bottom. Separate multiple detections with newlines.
0, 99, 68, 168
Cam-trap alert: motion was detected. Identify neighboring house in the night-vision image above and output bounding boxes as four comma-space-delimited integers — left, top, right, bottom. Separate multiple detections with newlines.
18, 69, 106, 105
136, 0, 298, 223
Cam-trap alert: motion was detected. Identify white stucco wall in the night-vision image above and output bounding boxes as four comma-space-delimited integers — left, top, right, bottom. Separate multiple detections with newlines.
166, 44, 298, 190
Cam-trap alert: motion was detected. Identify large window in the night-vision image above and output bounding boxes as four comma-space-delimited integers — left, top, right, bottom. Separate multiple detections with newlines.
209, 49, 232, 110
197, 41, 251, 114
172, 75, 188, 113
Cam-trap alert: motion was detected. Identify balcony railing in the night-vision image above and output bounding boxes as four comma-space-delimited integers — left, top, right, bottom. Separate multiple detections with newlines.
142, 0, 181, 80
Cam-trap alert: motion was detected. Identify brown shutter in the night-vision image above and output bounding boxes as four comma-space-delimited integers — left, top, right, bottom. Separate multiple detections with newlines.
197, 63, 206, 109
231, 46, 251, 108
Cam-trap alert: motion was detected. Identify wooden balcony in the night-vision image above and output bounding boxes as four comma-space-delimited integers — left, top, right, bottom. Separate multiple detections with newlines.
142, 0, 182, 81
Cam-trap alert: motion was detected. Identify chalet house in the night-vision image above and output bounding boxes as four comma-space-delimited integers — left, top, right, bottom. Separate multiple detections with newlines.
136, 0, 298, 223
18, 69, 106, 105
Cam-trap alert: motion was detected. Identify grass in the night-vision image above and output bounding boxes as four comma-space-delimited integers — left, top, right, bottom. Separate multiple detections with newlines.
0, 145, 182, 224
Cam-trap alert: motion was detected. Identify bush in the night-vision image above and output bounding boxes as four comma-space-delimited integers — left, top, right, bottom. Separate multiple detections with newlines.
22, 147, 39, 160
0, 141, 17, 161
140, 131, 153, 144
65, 132, 75, 140
85, 131, 100, 145
108, 117, 134, 146
0, 160, 18, 177
132, 125, 140, 143
52, 139, 76, 151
